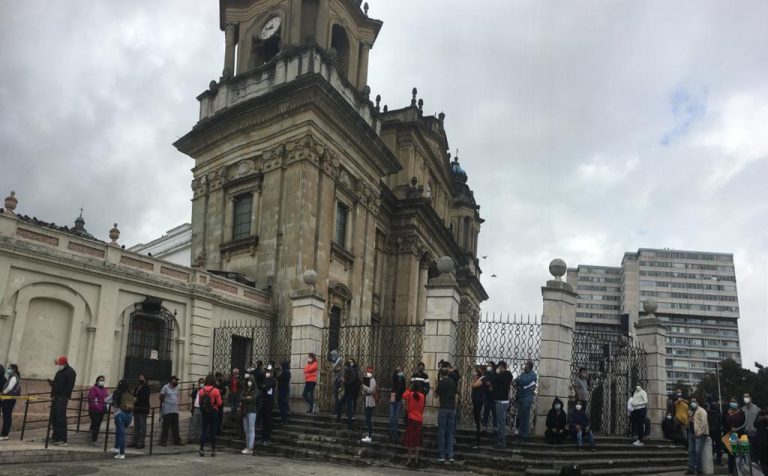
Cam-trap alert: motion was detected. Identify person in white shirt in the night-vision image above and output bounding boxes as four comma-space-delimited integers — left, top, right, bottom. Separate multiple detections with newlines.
629, 382, 648, 446
0, 364, 21, 440
187, 378, 205, 444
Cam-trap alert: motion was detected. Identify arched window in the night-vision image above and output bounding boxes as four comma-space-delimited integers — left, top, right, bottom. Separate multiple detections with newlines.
330, 24, 350, 78
124, 298, 175, 382
301, 0, 319, 43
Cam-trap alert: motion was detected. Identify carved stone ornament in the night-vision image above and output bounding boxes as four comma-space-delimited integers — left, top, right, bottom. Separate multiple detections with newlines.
109, 223, 120, 245
3, 190, 17, 215
397, 235, 425, 257
286, 134, 324, 166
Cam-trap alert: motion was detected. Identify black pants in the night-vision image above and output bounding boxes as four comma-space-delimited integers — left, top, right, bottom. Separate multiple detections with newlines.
482, 393, 497, 429
160, 412, 181, 444
200, 411, 218, 451
261, 399, 273, 441
472, 400, 483, 434
545, 428, 566, 444
278, 390, 290, 421
132, 413, 148, 447
1, 399, 16, 436
51, 397, 68, 442
88, 410, 104, 442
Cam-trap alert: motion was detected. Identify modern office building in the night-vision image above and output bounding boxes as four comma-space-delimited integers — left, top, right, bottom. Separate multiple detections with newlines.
567, 248, 741, 391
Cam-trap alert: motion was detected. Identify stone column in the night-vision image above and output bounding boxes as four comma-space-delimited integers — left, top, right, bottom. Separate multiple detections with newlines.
534, 259, 578, 436
420, 257, 460, 424
634, 298, 667, 440
223, 22, 237, 79
356, 42, 371, 90
289, 270, 326, 407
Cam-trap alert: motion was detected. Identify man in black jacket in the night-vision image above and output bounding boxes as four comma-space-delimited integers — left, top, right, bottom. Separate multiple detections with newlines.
131, 373, 151, 449
47, 356, 76, 446
491, 361, 512, 449
389, 366, 407, 441
411, 362, 430, 396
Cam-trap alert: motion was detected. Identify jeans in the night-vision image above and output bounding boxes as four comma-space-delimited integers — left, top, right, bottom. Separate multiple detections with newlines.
114, 411, 132, 455
631, 408, 647, 441
303, 382, 316, 412
364, 406, 374, 437
482, 393, 496, 428
132, 413, 147, 447
88, 410, 103, 442
575, 429, 595, 447
517, 397, 533, 439
200, 411, 218, 451
243, 411, 257, 449
437, 408, 456, 459
228, 394, 239, 421
160, 412, 181, 444
51, 397, 68, 442
495, 401, 509, 447
688, 433, 706, 473
2, 400, 17, 437
388, 400, 402, 438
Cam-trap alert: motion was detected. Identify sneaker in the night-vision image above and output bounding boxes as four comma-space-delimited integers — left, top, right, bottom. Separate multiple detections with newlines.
114, 454, 125, 459
0, 436, 9, 441
449, 458, 456, 463
436, 458, 446, 463
112, 447, 120, 453
241, 448, 252, 455
211, 450, 216, 457
198, 449, 204, 457
361, 436, 372, 443
632, 440, 644, 446
54, 441, 68, 447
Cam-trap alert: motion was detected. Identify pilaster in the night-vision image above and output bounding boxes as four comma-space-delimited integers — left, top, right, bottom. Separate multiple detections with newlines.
289, 281, 326, 403
634, 309, 668, 440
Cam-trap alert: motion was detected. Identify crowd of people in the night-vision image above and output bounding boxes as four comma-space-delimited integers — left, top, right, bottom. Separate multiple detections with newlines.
661, 389, 767, 476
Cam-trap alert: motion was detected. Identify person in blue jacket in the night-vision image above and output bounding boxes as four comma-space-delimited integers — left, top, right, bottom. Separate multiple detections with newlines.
514, 360, 537, 442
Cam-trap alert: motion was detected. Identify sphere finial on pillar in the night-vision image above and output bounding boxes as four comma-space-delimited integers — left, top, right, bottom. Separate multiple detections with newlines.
436, 256, 455, 275
548, 258, 567, 281
109, 223, 120, 246
4, 190, 18, 215
642, 297, 657, 317
302, 269, 318, 286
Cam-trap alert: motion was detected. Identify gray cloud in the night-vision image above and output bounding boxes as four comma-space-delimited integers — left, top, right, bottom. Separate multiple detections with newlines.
1, 1, 766, 367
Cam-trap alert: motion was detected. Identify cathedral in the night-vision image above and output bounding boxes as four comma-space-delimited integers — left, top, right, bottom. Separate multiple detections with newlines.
0, 0, 486, 387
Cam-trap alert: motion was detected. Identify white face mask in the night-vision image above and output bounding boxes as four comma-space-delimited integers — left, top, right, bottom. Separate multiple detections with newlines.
575, 405, 583, 411
97, 381, 105, 387
744, 398, 751, 404
247, 381, 253, 387
265, 373, 272, 378
666, 415, 672, 420
366, 372, 372, 378
636, 386, 641, 391
486, 367, 492, 372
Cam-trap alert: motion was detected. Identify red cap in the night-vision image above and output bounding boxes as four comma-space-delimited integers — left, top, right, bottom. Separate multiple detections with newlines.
366, 366, 374, 373
56, 356, 68, 365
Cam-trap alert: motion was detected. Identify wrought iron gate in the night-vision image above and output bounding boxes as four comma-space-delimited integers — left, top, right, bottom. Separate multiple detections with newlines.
571, 328, 647, 435
211, 321, 292, 375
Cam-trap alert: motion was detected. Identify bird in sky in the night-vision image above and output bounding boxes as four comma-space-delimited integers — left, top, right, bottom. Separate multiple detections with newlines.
491, 274, 497, 278
481, 255, 487, 259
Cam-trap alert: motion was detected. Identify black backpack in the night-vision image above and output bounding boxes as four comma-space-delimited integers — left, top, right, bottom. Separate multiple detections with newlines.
199, 388, 215, 415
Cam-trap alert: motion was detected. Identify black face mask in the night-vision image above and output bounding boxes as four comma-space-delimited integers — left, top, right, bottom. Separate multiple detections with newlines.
138, 379, 145, 384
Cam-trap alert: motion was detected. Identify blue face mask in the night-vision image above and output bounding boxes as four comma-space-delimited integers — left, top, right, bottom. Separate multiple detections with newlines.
690, 402, 698, 409
729, 402, 738, 409
554, 404, 562, 410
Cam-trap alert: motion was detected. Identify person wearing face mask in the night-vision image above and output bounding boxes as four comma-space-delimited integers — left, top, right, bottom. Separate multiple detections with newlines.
47, 356, 76, 446
159, 376, 182, 446
411, 362, 430, 397
706, 398, 724, 466
568, 400, 596, 451
303, 353, 318, 414
514, 360, 537, 443
360, 366, 377, 443
629, 382, 648, 446
470, 366, 486, 443
389, 366, 407, 442
572, 368, 590, 409
545, 397, 567, 444
662, 411, 682, 442
724, 396, 746, 475
434, 367, 458, 462
277, 361, 291, 423
85, 375, 108, 446
105, 379, 135, 459
340, 359, 360, 425
491, 361, 513, 448
481, 361, 497, 434
674, 388, 690, 440
741, 393, 761, 465
0, 364, 21, 441
187, 378, 205, 444
685, 397, 709, 475
131, 373, 150, 449
259, 365, 277, 445
239, 375, 260, 454
754, 406, 768, 475
198, 374, 223, 457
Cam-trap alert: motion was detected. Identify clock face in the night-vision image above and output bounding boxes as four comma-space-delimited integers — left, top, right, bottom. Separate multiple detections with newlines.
260, 16, 281, 40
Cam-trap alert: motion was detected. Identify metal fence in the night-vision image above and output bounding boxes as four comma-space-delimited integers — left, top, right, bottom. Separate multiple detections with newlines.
211, 321, 292, 375
454, 313, 542, 433
317, 323, 424, 417
571, 328, 647, 435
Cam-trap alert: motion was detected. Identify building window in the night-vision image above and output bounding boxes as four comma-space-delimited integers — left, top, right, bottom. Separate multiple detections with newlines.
335, 202, 349, 247
233, 194, 253, 240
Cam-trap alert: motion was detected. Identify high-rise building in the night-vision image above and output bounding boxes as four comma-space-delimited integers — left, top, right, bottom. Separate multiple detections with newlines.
567, 248, 741, 391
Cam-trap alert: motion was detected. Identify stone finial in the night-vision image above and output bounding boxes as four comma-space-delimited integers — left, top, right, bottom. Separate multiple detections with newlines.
375, 94, 381, 112
3, 190, 17, 215
642, 297, 657, 317
411, 87, 418, 107
302, 269, 318, 286
383, 105, 388, 113
436, 256, 455, 275
109, 223, 120, 246
410, 176, 418, 187
548, 258, 567, 281
438, 111, 445, 124
417, 98, 424, 113
362, 85, 371, 100
363, 2, 369, 16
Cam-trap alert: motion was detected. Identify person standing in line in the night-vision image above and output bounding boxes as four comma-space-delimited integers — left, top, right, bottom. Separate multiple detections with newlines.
85, 375, 107, 447
572, 367, 590, 410
674, 388, 690, 441
741, 393, 761, 466
228, 368, 240, 424
629, 382, 648, 446
47, 356, 76, 446
492, 361, 513, 448
187, 378, 205, 444
434, 367, 458, 463
159, 376, 182, 446
389, 366, 407, 442
754, 406, 768, 475
514, 360, 537, 443
198, 374, 223, 457
341, 359, 360, 425
470, 366, 486, 443
360, 366, 377, 443
402, 380, 426, 468
302, 353, 318, 414
411, 362, 430, 396
568, 400, 596, 451
686, 396, 709, 476
706, 398, 724, 466
329, 351, 343, 418
481, 361, 496, 434
214, 373, 227, 434
0, 364, 21, 441
239, 375, 260, 455
131, 373, 150, 449
724, 396, 746, 476
106, 379, 135, 459
259, 365, 277, 445
277, 361, 291, 423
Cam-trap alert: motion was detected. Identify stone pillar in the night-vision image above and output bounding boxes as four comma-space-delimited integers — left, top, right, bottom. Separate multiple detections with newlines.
289, 270, 326, 406
356, 42, 371, 90
634, 298, 667, 440
420, 257, 460, 424
534, 259, 578, 436
223, 22, 237, 79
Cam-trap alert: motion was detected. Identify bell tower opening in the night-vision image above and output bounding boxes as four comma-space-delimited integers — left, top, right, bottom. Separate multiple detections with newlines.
330, 24, 350, 78
301, 0, 319, 43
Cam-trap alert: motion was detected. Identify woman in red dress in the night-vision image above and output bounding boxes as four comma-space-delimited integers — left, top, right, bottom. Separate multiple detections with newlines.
402, 380, 426, 468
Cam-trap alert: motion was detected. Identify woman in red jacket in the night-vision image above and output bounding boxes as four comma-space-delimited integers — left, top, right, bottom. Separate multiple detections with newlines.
303, 353, 318, 413
198, 374, 223, 457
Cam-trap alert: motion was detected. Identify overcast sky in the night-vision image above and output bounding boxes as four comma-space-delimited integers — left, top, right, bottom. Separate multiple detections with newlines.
1, 1, 766, 368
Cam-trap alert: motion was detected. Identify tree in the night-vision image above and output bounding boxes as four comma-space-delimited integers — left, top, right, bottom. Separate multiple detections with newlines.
694, 359, 767, 405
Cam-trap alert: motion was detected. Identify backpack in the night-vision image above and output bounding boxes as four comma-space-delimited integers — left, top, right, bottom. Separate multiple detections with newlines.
117, 391, 134, 412
199, 388, 215, 415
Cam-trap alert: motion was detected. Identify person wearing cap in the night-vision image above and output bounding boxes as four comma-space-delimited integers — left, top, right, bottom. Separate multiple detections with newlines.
47, 356, 76, 446
259, 364, 277, 445
360, 366, 377, 443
